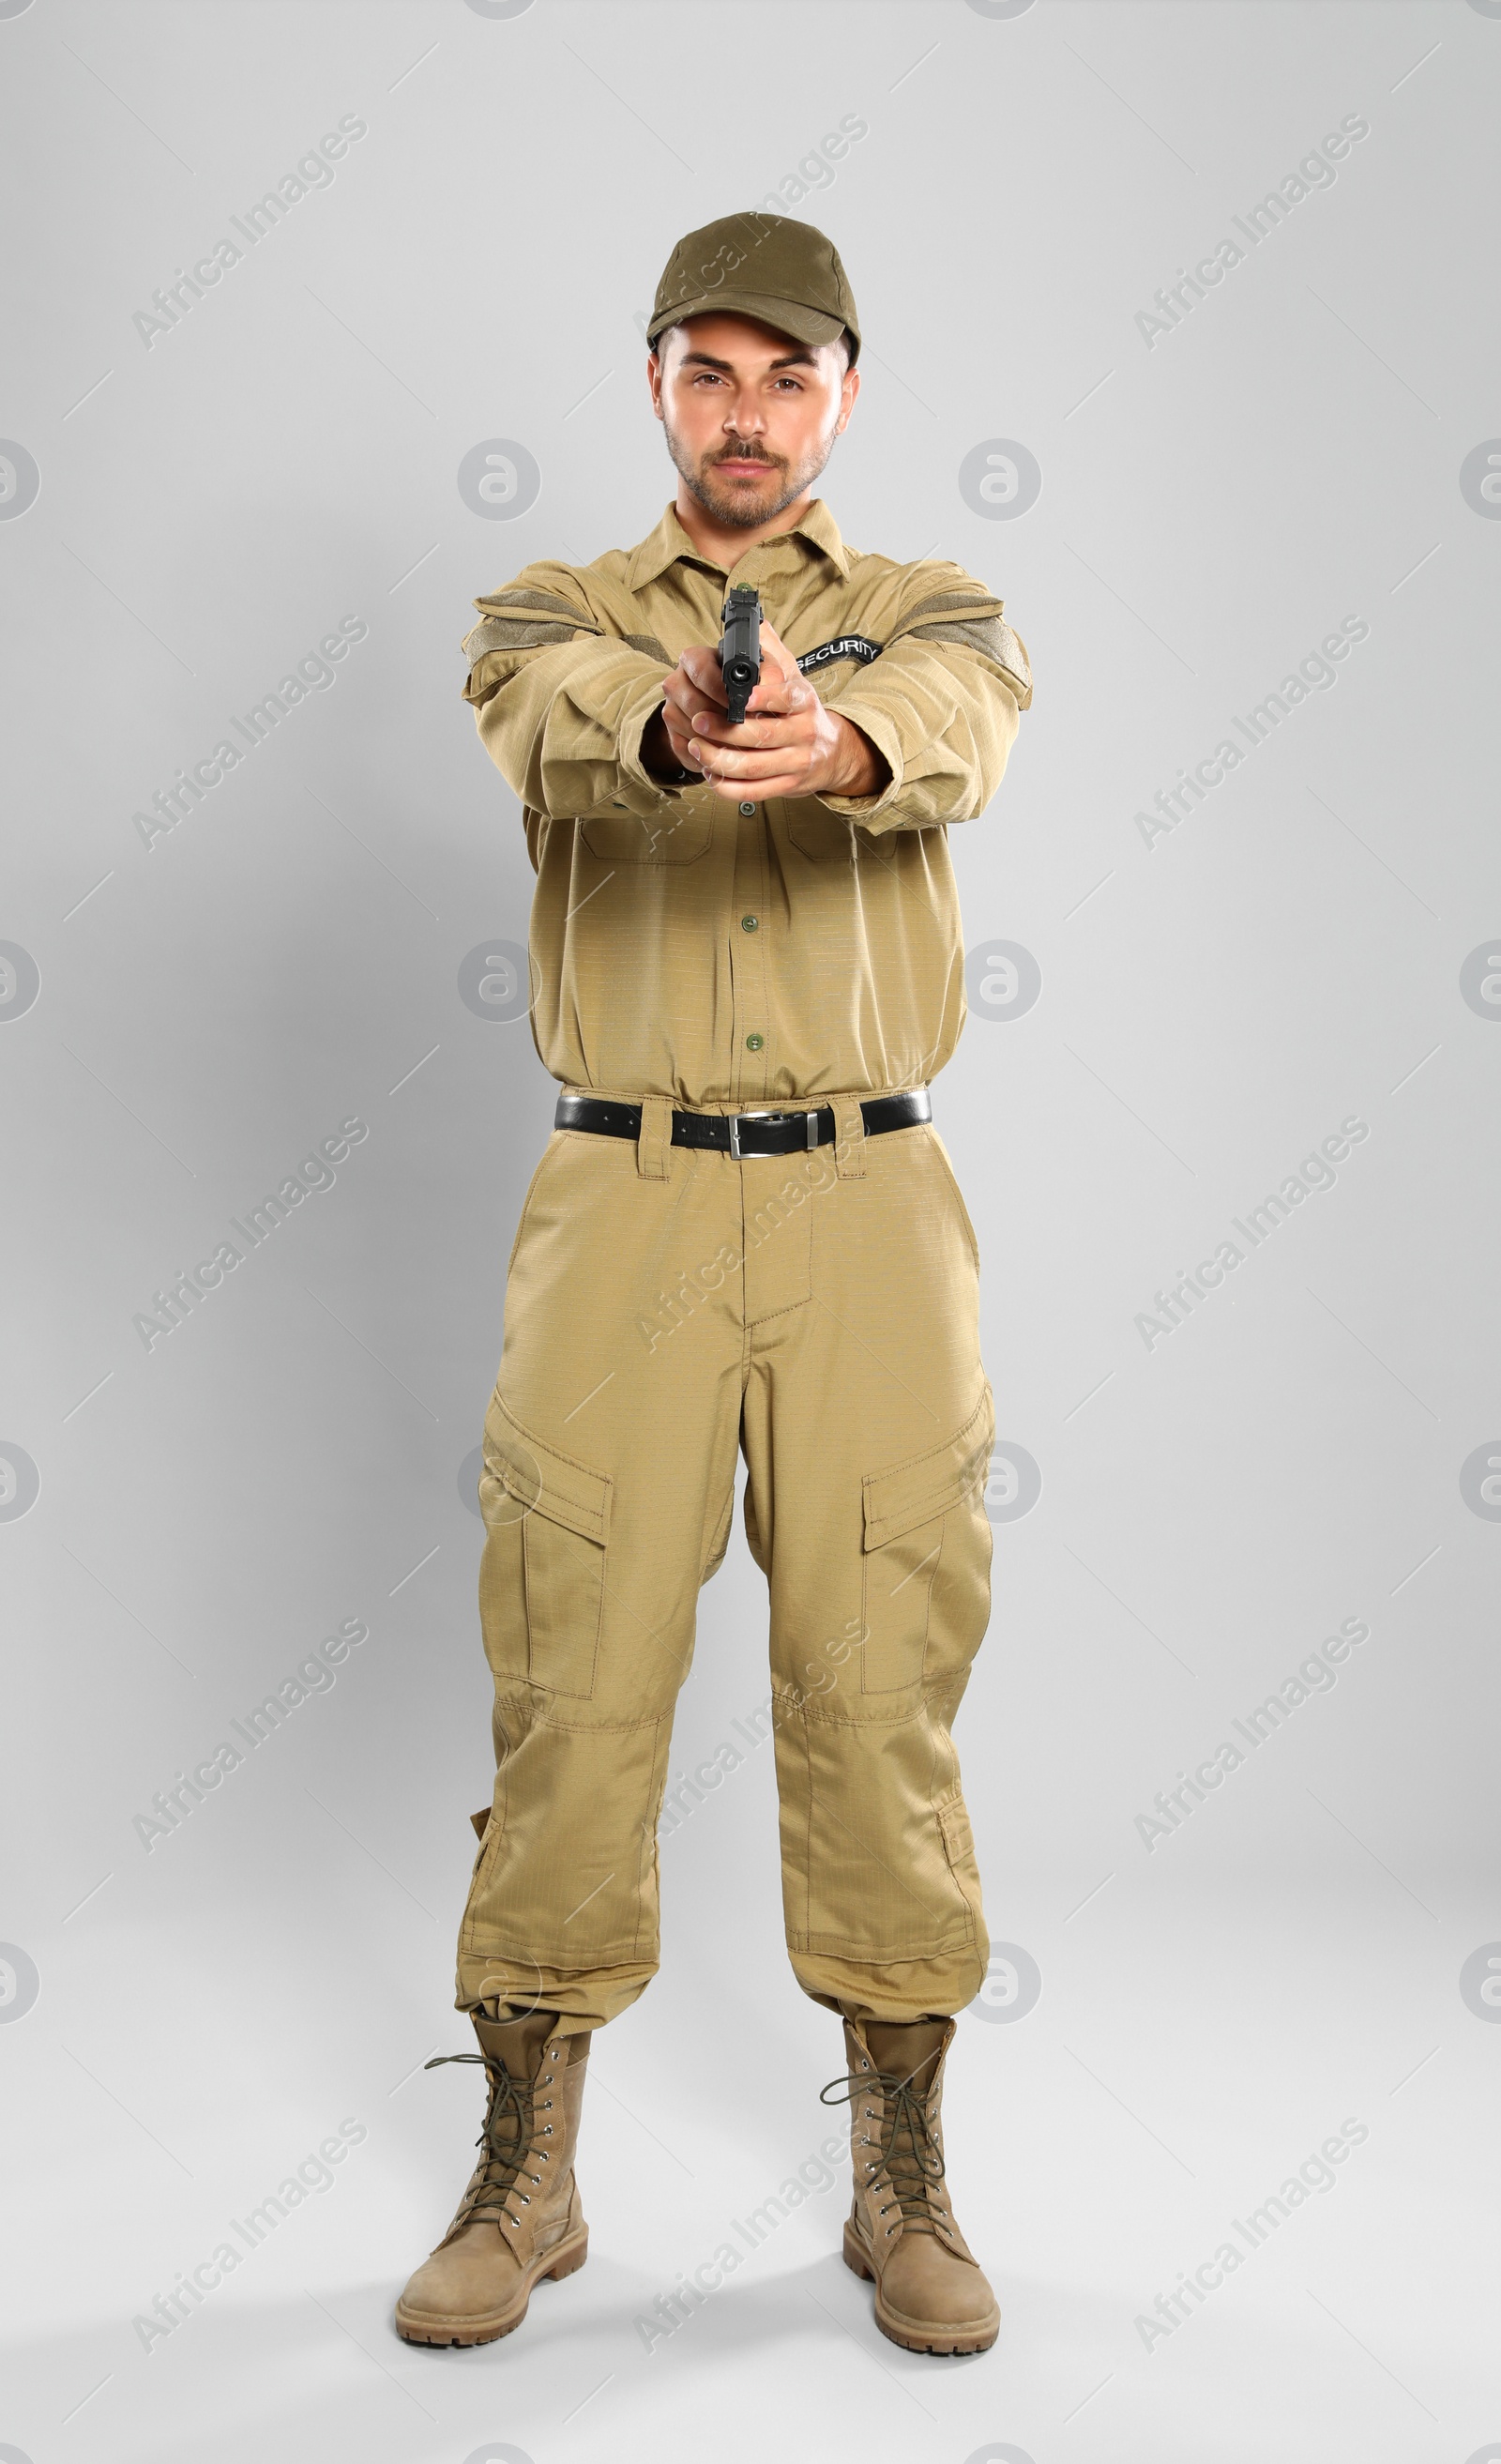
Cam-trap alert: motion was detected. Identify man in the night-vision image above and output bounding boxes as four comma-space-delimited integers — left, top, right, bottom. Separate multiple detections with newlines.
395, 213, 1032, 2359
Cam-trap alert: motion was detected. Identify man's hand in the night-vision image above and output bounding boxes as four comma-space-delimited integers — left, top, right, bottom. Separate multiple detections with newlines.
649, 619, 889, 803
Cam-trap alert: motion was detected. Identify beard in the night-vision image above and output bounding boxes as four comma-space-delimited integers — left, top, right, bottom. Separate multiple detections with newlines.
663, 418, 836, 529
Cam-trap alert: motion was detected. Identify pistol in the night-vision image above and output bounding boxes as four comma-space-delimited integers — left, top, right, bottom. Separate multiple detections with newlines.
719, 585, 762, 725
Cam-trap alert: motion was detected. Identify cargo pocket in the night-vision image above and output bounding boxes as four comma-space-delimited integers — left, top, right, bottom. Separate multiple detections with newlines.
860, 1390, 994, 1694
466, 1802, 494, 1889
936, 1787, 986, 1936
478, 1392, 612, 1700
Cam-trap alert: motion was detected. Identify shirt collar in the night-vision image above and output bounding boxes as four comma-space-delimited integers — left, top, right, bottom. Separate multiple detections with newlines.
623, 496, 851, 592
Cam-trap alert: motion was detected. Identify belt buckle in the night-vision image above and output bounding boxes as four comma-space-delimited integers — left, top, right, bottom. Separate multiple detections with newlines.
728, 1108, 781, 1162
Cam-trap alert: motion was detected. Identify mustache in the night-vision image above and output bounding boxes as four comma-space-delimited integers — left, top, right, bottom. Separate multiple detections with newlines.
706, 443, 782, 468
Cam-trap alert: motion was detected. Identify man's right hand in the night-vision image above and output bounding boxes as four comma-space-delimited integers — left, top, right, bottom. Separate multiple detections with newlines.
642, 644, 732, 783
640, 700, 692, 783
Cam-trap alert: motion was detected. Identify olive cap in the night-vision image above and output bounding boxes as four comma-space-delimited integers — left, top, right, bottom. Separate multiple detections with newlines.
647, 213, 860, 364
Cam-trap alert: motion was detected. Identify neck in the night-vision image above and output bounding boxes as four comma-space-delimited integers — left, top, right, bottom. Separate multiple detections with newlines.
671, 480, 817, 572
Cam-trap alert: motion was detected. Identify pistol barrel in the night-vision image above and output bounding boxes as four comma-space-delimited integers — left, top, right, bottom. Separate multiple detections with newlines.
719, 586, 762, 725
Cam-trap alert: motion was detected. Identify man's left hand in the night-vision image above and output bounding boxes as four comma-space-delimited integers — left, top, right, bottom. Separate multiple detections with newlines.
660, 619, 889, 803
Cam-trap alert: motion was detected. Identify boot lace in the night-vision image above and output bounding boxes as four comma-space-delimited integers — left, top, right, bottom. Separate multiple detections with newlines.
425, 2050, 538, 2237
820, 2058, 948, 2229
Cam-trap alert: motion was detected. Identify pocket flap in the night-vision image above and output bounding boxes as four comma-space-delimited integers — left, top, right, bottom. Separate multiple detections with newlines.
861, 1387, 993, 1552
482, 1392, 611, 1545
936, 1792, 975, 1864
579, 806, 715, 864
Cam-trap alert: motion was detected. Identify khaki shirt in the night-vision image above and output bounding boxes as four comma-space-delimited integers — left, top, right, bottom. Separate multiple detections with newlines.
461, 497, 1031, 1108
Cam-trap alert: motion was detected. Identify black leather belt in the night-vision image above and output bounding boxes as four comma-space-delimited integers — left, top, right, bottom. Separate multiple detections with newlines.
554, 1087, 932, 1160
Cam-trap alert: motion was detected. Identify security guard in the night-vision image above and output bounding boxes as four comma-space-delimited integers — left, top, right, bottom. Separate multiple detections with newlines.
396, 214, 1032, 2359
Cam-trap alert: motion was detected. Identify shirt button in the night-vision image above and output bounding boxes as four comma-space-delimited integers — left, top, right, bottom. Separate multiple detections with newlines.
740, 914, 759, 933
738, 799, 757, 816
745, 1032, 765, 1052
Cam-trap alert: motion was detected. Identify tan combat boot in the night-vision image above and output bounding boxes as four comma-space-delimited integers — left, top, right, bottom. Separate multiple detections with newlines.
825, 2015, 1000, 2355
395, 2009, 590, 2346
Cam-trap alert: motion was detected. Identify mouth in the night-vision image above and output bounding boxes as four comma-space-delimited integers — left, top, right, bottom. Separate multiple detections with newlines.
711, 454, 779, 478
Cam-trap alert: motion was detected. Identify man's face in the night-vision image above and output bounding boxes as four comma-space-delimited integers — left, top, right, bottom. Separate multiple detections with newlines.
648, 312, 859, 529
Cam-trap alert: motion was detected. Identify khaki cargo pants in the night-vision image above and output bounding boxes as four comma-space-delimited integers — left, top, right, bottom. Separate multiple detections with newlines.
456, 1093, 995, 2031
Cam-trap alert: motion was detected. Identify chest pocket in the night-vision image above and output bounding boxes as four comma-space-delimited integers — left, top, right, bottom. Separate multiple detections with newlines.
786, 806, 856, 861
580, 800, 716, 864
786, 811, 906, 874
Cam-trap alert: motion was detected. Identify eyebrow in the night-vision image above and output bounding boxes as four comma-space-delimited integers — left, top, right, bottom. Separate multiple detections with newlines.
678, 348, 818, 372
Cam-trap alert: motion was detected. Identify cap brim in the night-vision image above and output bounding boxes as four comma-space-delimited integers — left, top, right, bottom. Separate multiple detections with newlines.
647, 289, 854, 358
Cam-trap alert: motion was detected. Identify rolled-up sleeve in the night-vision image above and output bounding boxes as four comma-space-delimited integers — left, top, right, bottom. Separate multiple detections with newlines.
818, 568, 1033, 833
462, 564, 682, 821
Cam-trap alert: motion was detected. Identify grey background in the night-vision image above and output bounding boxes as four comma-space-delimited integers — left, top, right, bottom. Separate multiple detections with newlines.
2, 2, 1498, 2458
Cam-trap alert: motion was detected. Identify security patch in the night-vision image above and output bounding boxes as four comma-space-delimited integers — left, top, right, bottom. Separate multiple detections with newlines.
796, 634, 882, 676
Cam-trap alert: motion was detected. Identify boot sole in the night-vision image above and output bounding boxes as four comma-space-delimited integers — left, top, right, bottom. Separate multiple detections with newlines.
394, 2226, 588, 2347
841, 2219, 1000, 2355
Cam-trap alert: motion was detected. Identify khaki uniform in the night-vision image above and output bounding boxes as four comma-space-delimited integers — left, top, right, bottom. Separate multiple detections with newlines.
455, 499, 1030, 2031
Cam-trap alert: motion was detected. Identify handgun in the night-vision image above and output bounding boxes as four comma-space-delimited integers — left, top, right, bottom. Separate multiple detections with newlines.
719, 586, 762, 725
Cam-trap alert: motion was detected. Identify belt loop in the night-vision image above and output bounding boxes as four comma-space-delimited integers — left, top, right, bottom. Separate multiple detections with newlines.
832, 1095, 867, 1179
637, 1093, 672, 1179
